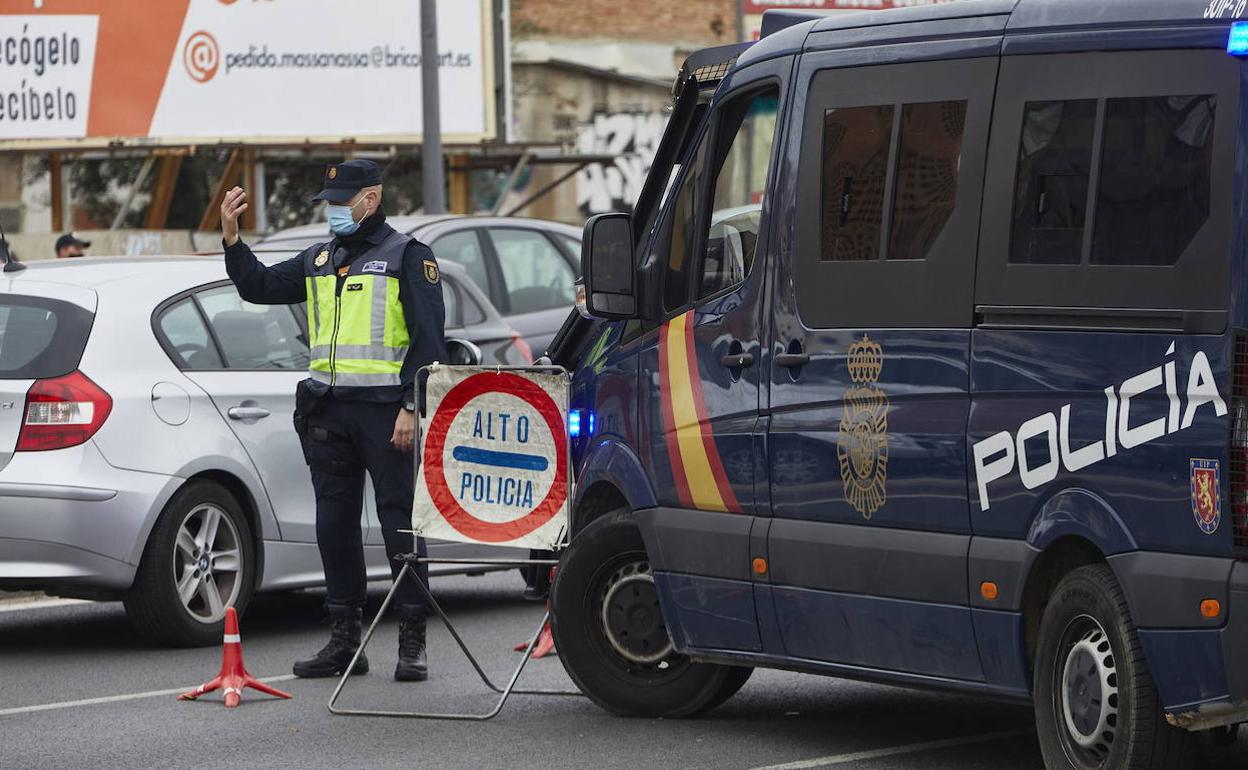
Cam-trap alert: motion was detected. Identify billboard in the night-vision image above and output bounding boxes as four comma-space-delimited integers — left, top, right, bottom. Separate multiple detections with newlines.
742, 0, 959, 40
0, 0, 496, 147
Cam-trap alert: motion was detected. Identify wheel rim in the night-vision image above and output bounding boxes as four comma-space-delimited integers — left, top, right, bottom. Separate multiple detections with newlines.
1055, 614, 1120, 767
172, 503, 242, 624
600, 561, 673, 665
588, 556, 684, 678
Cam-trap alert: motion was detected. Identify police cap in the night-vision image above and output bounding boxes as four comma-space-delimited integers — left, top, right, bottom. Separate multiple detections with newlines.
312, 159, 383, 204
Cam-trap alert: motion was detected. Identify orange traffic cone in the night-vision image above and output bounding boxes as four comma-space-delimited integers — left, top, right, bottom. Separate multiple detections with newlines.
178, 607, 292, 708
513, 566, 557, 658
516, 620, 557, 659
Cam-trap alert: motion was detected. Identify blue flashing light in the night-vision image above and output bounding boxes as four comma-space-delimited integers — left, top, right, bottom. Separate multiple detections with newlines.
588, 411, 596, 436
1229, 22, 1248, 56
568, 410, 583, 439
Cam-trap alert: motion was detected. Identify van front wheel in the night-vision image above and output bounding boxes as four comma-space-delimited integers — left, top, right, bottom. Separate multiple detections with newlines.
551, 509, 749, 717
1034, 564, 1195, 770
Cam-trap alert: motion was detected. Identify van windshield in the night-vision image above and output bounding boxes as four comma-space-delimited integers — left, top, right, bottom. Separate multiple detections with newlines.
0, 296, 94, 379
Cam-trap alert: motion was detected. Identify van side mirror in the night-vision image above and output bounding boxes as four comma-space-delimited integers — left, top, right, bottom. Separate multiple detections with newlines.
581, 213, 638, 320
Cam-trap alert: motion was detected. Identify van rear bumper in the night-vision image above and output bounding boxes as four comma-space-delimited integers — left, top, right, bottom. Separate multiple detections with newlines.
1145, 561, 1248, 730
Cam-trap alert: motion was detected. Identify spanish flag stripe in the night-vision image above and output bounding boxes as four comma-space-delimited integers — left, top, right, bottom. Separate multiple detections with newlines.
682, 313, 742, 513
661, 312, 735, 513
659, 320, 695, 508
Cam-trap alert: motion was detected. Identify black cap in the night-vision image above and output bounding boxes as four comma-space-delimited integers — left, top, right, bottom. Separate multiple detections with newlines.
55, 232, 91, 251
312, 159, 382, 204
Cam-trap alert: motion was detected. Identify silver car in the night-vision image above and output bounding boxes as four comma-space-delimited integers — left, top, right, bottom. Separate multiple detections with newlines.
256, 216, 582, 356
0, 255, 525, 646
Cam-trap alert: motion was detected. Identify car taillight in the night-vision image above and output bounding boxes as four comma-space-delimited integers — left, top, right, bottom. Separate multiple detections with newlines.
1231, 335, 1248, 554
512, 333, 534, 365
15, 371, 113, 452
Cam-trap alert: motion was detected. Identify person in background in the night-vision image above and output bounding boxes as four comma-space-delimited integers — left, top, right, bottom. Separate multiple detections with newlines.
54, 233, 90, 259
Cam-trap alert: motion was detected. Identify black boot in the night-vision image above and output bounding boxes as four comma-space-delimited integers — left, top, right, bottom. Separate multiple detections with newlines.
395, 608, 428, 682
293, 605, 369, 678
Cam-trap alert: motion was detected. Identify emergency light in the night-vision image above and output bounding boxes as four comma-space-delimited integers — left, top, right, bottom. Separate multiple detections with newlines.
568, 409, 595, 439
1228, 22, 1248, 55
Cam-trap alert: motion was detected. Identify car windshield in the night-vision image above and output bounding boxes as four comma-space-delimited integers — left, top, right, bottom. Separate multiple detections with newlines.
0, 296, 94, 379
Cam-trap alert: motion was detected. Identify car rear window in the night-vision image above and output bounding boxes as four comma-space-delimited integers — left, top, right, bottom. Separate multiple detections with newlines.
0, 295, 94, 379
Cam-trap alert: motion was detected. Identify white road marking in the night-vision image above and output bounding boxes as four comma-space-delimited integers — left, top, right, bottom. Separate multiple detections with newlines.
749, 729, 1034, 769
0, 675, 298, 717
0, 597, 90, 614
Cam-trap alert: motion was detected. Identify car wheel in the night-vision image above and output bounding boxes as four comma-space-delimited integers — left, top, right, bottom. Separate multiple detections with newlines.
551, 508, 748, 717
1034, 564, 1196, 770
124, 480, 255, 647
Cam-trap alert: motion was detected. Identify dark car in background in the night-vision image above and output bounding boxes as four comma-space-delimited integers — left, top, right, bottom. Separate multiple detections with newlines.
257, 215, 582, 357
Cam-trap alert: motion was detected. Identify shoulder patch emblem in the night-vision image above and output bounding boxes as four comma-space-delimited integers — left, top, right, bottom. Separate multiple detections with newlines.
362, 260, 388, 274
314, 250, 329, 268
1191, 458, 1221, 535
423, 259, 439, 285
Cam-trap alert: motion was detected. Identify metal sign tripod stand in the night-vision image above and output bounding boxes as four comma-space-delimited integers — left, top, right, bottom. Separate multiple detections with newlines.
327, 554, 582, 721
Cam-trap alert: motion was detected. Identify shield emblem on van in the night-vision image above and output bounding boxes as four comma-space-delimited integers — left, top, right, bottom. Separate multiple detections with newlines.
838, 335, 889, 519
1190, 458, 1221, 535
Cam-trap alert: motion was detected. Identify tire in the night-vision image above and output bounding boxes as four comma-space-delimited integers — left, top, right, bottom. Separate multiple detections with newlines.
703, 665, 754, 713
124, 480, 255, 647
550, 508, 751, 717
1034, 564, 1197, 770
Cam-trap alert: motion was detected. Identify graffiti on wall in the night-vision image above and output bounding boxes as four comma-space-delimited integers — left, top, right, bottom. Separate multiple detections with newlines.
575, 112, 667, 216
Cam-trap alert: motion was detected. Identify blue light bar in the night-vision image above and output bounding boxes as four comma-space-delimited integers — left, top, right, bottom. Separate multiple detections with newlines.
1229, 22, 1248, 56
588, 411, 596, 436
568, 410, 582, 438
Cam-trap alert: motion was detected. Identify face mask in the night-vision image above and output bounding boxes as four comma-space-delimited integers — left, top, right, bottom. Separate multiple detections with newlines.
327, 198, 365, 236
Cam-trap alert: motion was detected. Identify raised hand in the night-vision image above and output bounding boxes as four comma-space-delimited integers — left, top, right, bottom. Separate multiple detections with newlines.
221, 186, 249, 247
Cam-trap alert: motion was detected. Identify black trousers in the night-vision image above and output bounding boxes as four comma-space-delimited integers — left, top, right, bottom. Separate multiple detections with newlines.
303, 396, 427, 614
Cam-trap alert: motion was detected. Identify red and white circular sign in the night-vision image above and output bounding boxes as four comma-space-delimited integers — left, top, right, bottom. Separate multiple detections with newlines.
420, 371, 568, 545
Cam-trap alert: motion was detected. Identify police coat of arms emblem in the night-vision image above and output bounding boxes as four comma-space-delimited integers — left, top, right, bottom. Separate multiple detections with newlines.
1190, 458, 1221, 535
838, 335, 888, 519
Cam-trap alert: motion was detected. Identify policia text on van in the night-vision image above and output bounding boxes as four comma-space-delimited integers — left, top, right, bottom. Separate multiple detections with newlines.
546, 3, 1248, 769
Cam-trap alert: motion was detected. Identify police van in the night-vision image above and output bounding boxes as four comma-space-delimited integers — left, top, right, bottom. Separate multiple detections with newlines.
547, 2, 1248, 768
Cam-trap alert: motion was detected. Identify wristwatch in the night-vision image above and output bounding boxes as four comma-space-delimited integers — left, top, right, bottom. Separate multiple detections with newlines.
403, 400, 417, 413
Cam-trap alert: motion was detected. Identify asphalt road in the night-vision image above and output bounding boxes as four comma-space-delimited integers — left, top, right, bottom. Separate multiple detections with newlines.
2, 575, 1245, 770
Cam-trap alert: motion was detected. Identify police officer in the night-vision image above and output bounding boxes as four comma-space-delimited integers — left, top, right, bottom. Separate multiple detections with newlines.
220, 159, 444, 682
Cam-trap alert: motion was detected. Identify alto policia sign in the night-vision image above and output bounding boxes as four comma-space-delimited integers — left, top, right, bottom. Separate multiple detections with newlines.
0, 0, 496, 146
414, 366, 570, 551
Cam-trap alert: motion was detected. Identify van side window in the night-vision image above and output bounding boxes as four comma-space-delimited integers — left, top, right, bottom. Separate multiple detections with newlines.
821, 100, 967, 263
660, 86, 779, 313
795, 58, 996, 328
889, 101, 968, 262
1009, 95, 1215, 267
822, 105, 893, 262
1009, 100, 1096, 265
662, 138, 707, 312
977, 51, 1234, 317
701, 90, 779, 297
1093, 95, 1215, 266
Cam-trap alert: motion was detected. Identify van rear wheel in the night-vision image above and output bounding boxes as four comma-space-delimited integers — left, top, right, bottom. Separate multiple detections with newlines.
1034, 564, 1196, 770
551, 509, 750, 717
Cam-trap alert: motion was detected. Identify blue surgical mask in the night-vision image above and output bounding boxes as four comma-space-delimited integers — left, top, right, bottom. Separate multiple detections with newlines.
327, 199, 363, 236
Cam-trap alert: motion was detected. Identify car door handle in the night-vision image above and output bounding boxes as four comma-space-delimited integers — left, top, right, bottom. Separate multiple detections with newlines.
228, 406, 271, 420
775, 352, 810, 369
720, 352, 755, 369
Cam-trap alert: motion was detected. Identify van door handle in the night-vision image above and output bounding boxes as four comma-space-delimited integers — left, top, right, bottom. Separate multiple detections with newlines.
228, 406, 271, 420
720, 352, 755, 369
775, 352, 810, 369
